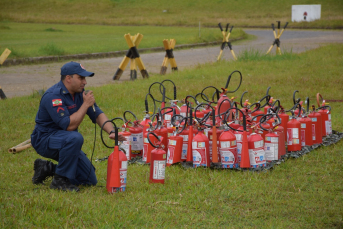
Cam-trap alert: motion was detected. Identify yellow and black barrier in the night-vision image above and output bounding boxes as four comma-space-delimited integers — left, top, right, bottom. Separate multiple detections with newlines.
113, 33, 149, 80
266, 21, 289, 55
0, 48, 11, 66
160, 39, 178, 75
217, 23, 237, 61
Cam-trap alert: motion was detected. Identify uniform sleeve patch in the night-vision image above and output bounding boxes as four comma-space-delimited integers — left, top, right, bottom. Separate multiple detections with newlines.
52, 99, 63, 106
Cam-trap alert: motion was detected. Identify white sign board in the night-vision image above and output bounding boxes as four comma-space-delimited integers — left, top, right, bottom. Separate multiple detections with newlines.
292, 5, 321, 22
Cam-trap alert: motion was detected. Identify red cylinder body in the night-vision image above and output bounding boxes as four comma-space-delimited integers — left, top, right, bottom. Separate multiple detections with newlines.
318, 108, 332, 137
278, 112, 289, 142
264, 132, 279, 161
206, 128, 224, 162
308, 111, 323, 144
140, 115, 151, 136
180, 104, 188, 118
259, 122, 271, 140
154, 126, 169, 150
107, 147, 128, 193
166, 135, 183, 166
234, 126, 251, 163
273, 126, 286, 159
128, 123, 143, 157
264, 105, 272, 114
299, 116, 313, 147
192, 131, 210, 168
179, 127, 189, 161
248, 133, 266, 168
149, 148, 167, 184
287, 118, 301, 151
143, 132, 157, 163
216, 95, 231, 121
251, 110, 264, 123
119, 129, 132, 160
218, 130, 238, 168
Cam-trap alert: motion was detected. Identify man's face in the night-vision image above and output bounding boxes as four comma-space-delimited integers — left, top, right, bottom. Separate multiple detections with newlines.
69, 74, 87, 94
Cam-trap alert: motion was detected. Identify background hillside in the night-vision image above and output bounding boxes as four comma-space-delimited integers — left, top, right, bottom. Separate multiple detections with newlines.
1, 0, 342, 28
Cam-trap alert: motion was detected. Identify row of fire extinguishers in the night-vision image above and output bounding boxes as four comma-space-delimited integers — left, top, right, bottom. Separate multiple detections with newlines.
101, 70, 333, 194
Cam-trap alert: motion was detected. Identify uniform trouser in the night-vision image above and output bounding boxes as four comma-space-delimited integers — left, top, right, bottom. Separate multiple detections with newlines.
31, 129, 97, 186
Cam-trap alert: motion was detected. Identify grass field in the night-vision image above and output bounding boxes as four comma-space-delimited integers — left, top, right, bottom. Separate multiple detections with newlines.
0, 22, 246, 59
0, 0, 342, 28
1, 44, 343, 228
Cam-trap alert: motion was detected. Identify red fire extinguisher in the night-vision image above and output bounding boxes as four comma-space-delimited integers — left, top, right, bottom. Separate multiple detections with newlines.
101, 119, 128, 193
277, 105, 289, 142
316, 93, 332, 137
251, 95, 270, 123
140, 93, 156, 136
259, 114, 281, 162
248, 129, 266, 168
124, 111, 143, 157
167, 125, 184, 166
119, 121, 132, 160
308, 105, 323, 145
147, 132, 167, 184
142, 123, 156, 164
287, 104, 302, 152
298, 97, 313, 147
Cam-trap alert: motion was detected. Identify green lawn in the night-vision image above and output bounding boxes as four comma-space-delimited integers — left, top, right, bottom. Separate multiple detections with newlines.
0, 22, 246, 59
1, 44, 343, 228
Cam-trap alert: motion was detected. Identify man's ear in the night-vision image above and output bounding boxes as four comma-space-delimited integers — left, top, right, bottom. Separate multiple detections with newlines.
65, 74, 73, 82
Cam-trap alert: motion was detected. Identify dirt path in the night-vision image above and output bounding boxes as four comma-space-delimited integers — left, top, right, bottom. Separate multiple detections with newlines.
1, 29, 342, 98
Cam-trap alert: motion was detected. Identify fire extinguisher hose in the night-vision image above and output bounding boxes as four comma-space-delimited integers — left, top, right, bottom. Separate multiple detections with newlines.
147, 132, 162, 148
224, 70, 242, 93
200, 86, 220, 104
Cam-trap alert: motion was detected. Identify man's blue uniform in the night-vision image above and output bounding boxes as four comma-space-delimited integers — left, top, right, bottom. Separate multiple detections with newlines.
31, 80, 103, 185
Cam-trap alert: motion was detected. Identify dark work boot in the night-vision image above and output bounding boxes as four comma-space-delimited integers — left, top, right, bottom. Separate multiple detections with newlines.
32, 159, 55, 185
50, 174, 80, 192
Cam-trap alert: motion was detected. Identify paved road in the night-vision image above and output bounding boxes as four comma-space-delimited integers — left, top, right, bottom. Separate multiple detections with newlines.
1, 29, 342, 98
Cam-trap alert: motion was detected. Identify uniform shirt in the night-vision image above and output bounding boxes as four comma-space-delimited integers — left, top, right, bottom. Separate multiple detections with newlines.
34, 80, 103, 133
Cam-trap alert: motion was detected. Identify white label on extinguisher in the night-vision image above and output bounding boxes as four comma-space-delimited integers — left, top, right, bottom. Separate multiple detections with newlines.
204, 129, 209, 137
312, 124, 316, 140
301, 123, 306, 128
169, 140, 177, 146
301, 129, 306, 146
220, 150, 236, 165
142, 144, 148, 162
292, 128, 299, 139
120, 169, 127, 188
249, 149, 266, 167
192, 150, 202, 166
328, 114, 331, 120
180, 112, 186, 117
312, 118, 317, 122
237, 143, 242, 162
181, 135, 188, 141
235, 134, 242, 141
325, 120, 332, 135
254, 140, 264, 149
153, 160, 165, 180
120, 140, 131, 160
165, 114, 171, 121
181, 143, 188, 160
122, 161, 128, 169
131, 132, 143, 151
264, 143, 278, 161
220, 141, 231, 148
167, 146, 175, 164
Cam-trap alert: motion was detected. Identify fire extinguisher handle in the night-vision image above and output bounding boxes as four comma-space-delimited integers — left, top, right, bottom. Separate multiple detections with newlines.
123, 110, 138, 124
145, 93, 156, 117
148, 82, 166, 103
293, 90, 300, 105
200, 86, 220, 103
160, 79, 177, 101
259, 95, 270, 108
101, 120, 118, 149
240, 91, 248, 108
225, 70, 242, 93
147, 132, 161, 148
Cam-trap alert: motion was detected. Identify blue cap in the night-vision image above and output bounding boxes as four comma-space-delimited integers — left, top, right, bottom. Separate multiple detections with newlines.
61, 61, 94, 77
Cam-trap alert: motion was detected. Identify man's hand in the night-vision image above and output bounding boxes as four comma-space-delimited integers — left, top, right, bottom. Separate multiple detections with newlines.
83, 90, 95, 108
109, 133, 127, 142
